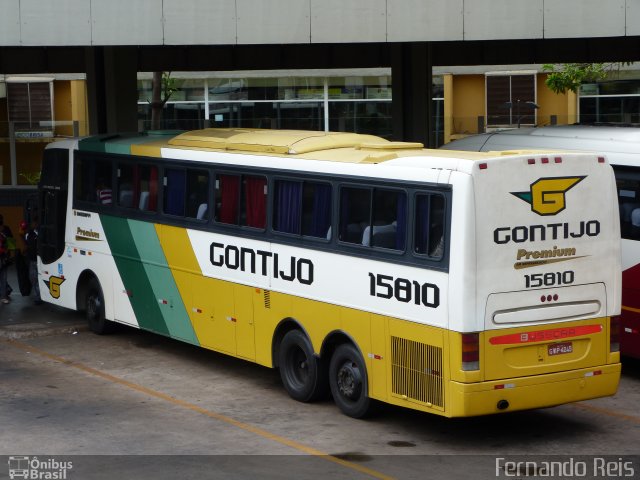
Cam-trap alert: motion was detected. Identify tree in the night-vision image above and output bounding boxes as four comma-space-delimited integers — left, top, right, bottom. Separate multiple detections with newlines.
149, 72, 177, 130
543, 62, 631, 94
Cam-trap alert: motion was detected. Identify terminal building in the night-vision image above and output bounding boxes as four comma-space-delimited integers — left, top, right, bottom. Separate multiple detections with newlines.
1, 0, 640, 226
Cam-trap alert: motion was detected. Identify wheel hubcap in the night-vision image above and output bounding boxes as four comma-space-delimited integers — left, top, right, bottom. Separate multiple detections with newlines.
291, 348, 309, 383
337, 361, 362, 400
88, 294, 100, 320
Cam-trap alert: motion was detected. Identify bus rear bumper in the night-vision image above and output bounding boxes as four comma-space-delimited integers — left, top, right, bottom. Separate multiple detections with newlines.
447, 363, 621, 417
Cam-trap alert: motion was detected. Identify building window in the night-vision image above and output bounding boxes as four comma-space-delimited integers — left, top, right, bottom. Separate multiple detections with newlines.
137, 71, 393, 138
486, 73, 536, 129
6, 80, 54, 137
579, 81, 640, 124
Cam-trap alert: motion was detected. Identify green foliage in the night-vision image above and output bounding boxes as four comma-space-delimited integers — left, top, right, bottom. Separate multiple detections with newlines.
161, 72, 177, 103
543, 62, 631, 94
19, 172, 41, 185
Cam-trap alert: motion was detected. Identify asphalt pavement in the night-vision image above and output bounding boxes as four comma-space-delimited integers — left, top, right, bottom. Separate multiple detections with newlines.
0, 264, 86, 339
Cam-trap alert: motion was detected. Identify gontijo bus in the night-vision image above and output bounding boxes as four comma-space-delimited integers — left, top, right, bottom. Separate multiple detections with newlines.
37, 128, 621, 418
443, 124, 640, 360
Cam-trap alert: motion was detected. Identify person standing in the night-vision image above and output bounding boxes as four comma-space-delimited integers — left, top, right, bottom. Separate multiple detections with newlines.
0, 213, 14, 304
25, 217, 42, 304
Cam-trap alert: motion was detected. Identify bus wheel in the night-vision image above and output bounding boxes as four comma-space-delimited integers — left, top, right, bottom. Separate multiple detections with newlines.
329, 343, 372, 418
86, 279, 114, 335
279, 330, 327, 402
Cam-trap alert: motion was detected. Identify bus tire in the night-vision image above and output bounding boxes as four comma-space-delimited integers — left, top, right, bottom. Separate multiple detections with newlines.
329, 343, 373, 418
86, 278, 115, 335
278, 330, 327, 402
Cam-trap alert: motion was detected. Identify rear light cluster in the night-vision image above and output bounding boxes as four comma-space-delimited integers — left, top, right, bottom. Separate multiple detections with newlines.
610, 316, 620, 353
526, 156, 606, 164
480, 155, 604, 170
527, 157, 562, 164
540, 294, 559, 302
461, 332, 480, 371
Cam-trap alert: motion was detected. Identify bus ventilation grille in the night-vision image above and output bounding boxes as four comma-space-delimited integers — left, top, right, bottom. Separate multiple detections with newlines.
391, 337, 444, 408
263, 290, 271, 309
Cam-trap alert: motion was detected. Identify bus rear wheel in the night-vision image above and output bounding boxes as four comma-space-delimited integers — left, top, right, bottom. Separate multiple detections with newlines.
329, 343, 373, 418
86, 278, 115, 335
278, 330, 327, 402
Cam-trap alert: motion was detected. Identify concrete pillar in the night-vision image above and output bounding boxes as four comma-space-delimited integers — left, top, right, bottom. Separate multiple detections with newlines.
85, 47, 138, 134
70, 80, 88, 136
443, 74, 453, 144
391, 43, 434, 147
567, 90, 578, 125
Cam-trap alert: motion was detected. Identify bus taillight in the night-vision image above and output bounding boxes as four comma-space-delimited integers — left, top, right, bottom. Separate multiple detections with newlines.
610, 316, 621, 352
462, 333, 480, 371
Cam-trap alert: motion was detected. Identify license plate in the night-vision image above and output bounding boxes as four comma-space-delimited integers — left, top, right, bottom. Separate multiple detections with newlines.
548, 342, 573, 356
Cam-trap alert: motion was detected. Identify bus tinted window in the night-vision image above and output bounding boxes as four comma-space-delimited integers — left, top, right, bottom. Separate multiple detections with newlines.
615, 168, 640, 240
117, 164, 135, 208
138, 165, 158, 212
273, 180, 332, 239
118, 164, 158, 211
186, 170, 209, 220
164, 168, 208, 219
339, 186, 406, 250
215, 174, 267, 229
339, 187, 371, 244
75, 157, 112, 204
414, 194, 445, 258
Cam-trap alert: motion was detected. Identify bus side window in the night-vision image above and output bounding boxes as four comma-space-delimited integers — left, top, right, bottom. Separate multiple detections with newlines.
117, 164, 134, 208
164, 168, 186, 216
185, 169, 209, 220
274, 180, 332, 239
215, 174, 240, 225
616, 174, 640, 239
241, 175, 267, 229
369, 189, 406, 250
274, 180, 303, 234
339, 187, 371, 244
74, 156, 112, 205
138, 165, 158, 212
301, 182, 332, 239
414, 193, 445, 258
164, 168, 208, 219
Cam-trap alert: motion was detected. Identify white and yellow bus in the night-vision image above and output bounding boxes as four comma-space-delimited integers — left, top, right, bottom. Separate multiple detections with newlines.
37, 128, 621, 418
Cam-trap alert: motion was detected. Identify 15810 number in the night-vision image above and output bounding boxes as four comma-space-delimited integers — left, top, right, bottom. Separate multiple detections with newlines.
368, 273, 440, 308
524, 270, 575, 288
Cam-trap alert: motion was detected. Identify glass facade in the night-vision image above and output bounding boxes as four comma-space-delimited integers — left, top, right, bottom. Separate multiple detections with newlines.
580, 80, 640, 124
137, 71, 394, 138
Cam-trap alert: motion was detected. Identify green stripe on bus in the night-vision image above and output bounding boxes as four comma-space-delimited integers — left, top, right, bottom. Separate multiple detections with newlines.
127, 220, 199, 345
100, 215, 170, 336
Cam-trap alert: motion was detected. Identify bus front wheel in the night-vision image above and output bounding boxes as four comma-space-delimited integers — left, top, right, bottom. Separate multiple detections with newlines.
278, 330, 327, 402
86, 279, 115, 335
329, 343, 373, 418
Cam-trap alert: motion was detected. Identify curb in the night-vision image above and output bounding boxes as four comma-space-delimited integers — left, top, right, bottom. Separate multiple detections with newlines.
0, 323, 88, 340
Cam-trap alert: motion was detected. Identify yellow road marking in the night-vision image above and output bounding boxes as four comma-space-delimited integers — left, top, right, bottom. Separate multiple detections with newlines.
571, 402, 640, 424
5, 339, 394, 480
621, 304, 640, 314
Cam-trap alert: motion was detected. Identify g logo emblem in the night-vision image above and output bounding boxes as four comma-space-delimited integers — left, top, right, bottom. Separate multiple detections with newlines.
44, 276, 65, 299
511, 176, 585, 216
